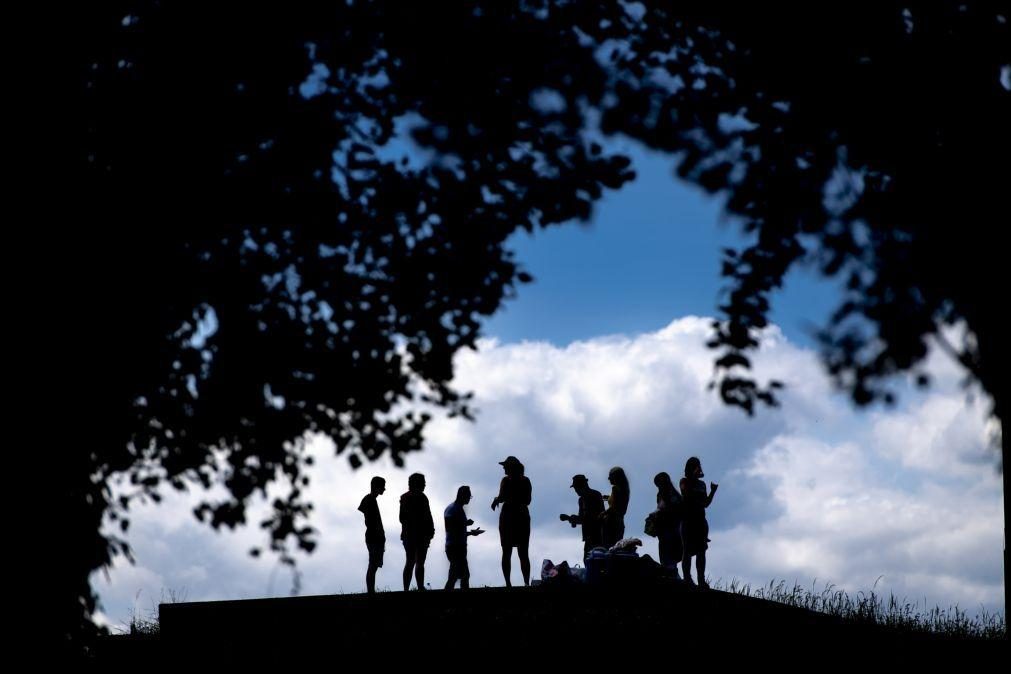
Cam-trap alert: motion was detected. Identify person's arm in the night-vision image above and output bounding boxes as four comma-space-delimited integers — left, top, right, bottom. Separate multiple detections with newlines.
491, 477, 505, 510
522, 478, 532, 506
704, 483, 719, 507
424, 498, 435, 541
565, 497, 583, 525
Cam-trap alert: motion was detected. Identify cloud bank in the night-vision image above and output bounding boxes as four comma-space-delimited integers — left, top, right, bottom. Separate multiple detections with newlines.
93, 317, 1003, 629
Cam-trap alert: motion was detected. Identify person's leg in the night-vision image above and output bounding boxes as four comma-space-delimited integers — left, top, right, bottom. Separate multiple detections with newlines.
366, 562, 377, 594
445, 548, 456, 590
682, 555, 695, 584
415, 544, 428, 590
518, 544, 531, 586
672, 531, 683, 577
403, 542, 414, 591
696, 551, 708, 589
501, 546, 512, 587
680, 523, 693, 583
460, 553, 470, 590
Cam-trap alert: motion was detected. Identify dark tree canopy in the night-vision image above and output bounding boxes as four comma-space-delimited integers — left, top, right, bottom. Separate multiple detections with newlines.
59, 0, 1008, 653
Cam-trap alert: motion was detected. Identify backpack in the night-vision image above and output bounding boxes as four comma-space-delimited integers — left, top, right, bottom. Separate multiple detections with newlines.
644, 511, 659, 538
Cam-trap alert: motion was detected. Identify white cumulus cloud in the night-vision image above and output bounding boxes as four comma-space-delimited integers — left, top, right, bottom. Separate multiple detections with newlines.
92, 317, 1004, 628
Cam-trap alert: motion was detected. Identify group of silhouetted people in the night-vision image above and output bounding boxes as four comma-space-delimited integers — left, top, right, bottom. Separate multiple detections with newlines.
655, 457, 719, 588
560, 457, 717, 587
359, 455, 717, 593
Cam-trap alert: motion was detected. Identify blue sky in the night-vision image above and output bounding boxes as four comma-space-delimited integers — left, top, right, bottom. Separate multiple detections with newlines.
484, 137, 842, 347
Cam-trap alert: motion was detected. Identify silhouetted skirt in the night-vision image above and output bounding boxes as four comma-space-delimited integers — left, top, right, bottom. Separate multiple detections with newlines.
499, 503, 530, 548
601, 514, 625, 549
680, 517, 709, 557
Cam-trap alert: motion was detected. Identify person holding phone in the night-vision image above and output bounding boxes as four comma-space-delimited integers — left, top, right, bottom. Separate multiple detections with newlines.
444, 486, 485, 590
560, 474, 605, 560
679, 457, 718, 588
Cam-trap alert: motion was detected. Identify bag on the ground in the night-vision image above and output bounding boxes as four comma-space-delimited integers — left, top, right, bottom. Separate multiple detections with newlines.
541, 559, 558, 580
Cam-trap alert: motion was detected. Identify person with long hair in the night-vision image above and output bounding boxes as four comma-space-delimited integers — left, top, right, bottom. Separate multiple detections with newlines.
491, 456, 532, 587
653, 472, 683, 578
679, 457, 718, 589
601, 466, 630, 548
399, 472, 435, 591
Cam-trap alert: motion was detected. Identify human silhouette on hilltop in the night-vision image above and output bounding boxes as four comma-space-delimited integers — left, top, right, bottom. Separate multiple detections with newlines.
400, 473, 435, 591
358, 476, 386, 594
680, 457, 718, 589
492, 456, 532, 587
653, 472, 683, 579
560, 473, 605, 559
601, 466, 630, 548
444, 485, 485, 590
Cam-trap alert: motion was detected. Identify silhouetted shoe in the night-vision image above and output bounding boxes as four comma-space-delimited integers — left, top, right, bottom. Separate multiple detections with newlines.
699, 580, 710, 590
684, 577, 696, 587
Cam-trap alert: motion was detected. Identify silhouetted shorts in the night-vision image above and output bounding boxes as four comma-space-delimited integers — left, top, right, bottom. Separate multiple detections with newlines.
681, 518, 709, 557
366, 537, 385, 568
445, 544, 469, 583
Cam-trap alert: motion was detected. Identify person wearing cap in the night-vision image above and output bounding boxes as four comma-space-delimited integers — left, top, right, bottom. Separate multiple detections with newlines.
491, 456, 532, 587
560, 474, 605, 560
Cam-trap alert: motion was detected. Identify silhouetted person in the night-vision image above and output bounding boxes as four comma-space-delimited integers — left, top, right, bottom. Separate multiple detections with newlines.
680, 457, 718, 589
444, 486, 485, 590
491, 456, 532, 587
601, 466, 630, 548
653, 472, 683, 578
560, 474, 605, 559
400, 472, 435, 591
358, 476, 386, 594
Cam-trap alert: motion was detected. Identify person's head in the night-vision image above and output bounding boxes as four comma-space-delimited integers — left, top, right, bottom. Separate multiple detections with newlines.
500, 456, 524, 478
370, 476, 386, 496
408, 472, 426, 492
456, 485, 472, 505
608, 466, 629, 490
570, 474, 590, 496
654, 471, 673, 494
684, 457, 703, 479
